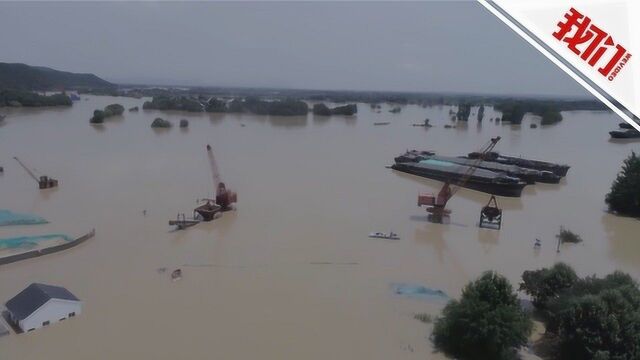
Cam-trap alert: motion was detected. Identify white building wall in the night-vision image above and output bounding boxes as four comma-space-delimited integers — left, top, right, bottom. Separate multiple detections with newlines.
19, 299, 82, 332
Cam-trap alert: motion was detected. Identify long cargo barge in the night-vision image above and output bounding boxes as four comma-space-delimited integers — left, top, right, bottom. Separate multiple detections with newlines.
468, 152, 570, 177
392, 159, 527, 197
394, 151, 560, 184
431, 155, 560, 184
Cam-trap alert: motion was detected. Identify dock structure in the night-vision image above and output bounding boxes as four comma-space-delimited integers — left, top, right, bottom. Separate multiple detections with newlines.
169, 214, 200, 230
0, 229, 95, 267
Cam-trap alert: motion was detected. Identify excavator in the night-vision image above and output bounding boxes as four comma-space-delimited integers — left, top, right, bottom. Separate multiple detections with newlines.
194, 144, 237, 222
417, 137, 503, 229
13, 157, 58, 189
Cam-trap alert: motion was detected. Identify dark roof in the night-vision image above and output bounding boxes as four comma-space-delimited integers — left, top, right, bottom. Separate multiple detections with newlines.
5, 283, 79, 321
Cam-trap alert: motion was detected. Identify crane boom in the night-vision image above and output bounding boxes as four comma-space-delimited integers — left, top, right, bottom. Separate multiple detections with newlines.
206, 144, 221, 190
13, 157, 39, 182
205, 144, 236, 211
449, 136, 501, 197
417, 136, 501, 220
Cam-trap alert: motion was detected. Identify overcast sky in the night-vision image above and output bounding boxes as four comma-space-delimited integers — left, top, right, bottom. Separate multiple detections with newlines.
0, 1, 588, 97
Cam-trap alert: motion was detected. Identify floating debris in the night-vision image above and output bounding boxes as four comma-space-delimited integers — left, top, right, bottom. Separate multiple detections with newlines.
373, 122, 390, 126
157, 267, 167, 274
0, 210, 48, 226
391, 283, 449, 301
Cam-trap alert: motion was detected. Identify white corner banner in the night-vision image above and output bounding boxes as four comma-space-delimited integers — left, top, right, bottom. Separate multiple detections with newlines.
479, 0, 640, 131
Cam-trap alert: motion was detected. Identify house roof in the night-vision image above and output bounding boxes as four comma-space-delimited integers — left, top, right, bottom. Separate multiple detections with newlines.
5, 283, 79, 321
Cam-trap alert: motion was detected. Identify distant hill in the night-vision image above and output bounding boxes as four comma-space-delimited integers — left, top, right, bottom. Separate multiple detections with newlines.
0, 62, 114, 90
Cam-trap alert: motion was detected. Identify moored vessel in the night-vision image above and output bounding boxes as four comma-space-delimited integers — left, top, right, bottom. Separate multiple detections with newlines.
432, 155, 560, 184
392, 159, 527, 197
468, 152, 570, 177
610, 129, 640, 139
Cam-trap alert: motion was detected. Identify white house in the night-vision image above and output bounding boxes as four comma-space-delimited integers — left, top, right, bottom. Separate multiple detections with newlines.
5, 283, 81, 333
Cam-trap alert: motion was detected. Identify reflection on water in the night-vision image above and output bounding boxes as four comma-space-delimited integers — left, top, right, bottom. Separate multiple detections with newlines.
0, 96, 638, 360
477, 228, 500, 252
268, 115, 307, 128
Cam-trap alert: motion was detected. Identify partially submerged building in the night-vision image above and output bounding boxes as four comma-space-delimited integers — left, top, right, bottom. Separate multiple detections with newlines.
4, 283, 81, 332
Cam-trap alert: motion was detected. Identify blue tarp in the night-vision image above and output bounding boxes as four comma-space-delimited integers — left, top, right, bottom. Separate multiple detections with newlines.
0, 234, 72, 250
391, 283, 449, 301
0, 210, 48, 226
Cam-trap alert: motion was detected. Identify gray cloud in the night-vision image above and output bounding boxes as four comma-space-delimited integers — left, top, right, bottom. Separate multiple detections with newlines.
0, 1, 587, 97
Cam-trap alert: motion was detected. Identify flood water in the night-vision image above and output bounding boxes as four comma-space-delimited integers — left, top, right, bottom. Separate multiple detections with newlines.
1, 96, 639, 359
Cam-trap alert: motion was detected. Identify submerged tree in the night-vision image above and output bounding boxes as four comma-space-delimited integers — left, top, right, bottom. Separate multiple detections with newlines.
606, 152, 640, 216
520, 262, 578, 307
456, 103, 471, 121
520, 264, 640, 360
433, 271, 532, 360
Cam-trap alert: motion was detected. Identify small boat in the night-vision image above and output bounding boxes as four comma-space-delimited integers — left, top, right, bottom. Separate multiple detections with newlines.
171, 269, 182, 281
412, 119, 432, 127
374, 122, 390, 126
369, 232, 400, 240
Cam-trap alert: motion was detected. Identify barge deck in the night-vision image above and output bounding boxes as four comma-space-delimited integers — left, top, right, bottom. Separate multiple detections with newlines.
468, 152, 570, 177
392, 159, 527, 197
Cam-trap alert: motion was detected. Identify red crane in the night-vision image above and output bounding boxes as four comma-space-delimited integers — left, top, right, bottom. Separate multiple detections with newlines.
417, 137, 502, 228
206, 144, 237, 211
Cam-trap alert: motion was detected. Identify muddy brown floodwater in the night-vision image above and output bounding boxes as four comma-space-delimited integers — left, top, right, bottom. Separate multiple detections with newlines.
0, 96, 639, 359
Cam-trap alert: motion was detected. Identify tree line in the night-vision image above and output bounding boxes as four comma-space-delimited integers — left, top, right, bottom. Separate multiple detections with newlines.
430, 263, 640, 360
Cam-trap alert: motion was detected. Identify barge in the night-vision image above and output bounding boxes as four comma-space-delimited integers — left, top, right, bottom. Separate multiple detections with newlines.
610, 129, 640, 139
432, 155, 560, 184
467, 152, 570, 177
394, 151, 560, 183
394, 150, 434, 163
392, 159, 527, 197
618, 122, 639, 130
